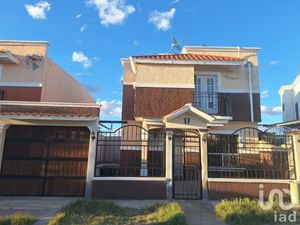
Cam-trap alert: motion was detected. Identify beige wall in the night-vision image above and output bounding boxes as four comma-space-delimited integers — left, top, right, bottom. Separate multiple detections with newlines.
0, 43, 48, 83
41, 59, 95, 103
135, 64, 194, 85
194, 64, 259, 91
166, 112, 208, 129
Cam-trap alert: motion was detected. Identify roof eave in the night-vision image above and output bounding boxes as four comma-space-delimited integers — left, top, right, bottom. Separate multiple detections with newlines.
132, 58, 243, 66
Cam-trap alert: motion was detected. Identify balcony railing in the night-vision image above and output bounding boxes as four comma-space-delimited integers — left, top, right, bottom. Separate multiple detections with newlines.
193, 92, 232, 116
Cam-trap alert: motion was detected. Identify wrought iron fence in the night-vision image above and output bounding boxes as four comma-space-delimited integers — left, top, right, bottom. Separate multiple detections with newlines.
193, 92, 232, 116
95, 125, 166, 177
207, 127, 295, 179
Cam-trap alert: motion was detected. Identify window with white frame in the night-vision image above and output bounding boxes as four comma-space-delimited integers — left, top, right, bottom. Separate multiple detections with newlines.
194, 75, 218, 114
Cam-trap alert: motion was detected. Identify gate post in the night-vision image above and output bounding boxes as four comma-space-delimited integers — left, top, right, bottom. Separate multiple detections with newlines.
200, 131, 208, 199
0, 124, 9, 174
166, 131, 173, 199
85, 125, 99, 198
292, 134, 300, 181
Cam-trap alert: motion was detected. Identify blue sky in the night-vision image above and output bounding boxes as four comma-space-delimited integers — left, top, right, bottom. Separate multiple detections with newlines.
1, 0, 300, 124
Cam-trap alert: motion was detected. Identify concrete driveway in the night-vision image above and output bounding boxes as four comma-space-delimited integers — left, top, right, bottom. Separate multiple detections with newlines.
0, 197, 78, 225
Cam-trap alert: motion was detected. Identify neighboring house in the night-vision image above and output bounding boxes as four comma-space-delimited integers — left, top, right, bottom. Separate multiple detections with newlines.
0, 40, 100, 197
121, 46, 261, 132
279, 74, 300, 122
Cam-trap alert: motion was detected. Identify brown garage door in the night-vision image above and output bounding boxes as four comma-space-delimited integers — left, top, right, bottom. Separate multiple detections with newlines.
0, 126, 90, 196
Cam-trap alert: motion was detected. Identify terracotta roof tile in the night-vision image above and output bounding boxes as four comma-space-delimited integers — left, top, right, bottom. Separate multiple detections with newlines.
132, 53, 242, 61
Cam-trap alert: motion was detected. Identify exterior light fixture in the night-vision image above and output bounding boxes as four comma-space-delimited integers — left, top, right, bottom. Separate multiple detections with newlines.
298, 137, 300, 143
168, 132, 172, 141
202, 134, 207, 142
91, 131, 96, 140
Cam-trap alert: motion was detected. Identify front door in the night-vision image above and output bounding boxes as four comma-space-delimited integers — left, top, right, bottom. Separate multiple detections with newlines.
194, 75, 218, 114
173, 131, 202, 199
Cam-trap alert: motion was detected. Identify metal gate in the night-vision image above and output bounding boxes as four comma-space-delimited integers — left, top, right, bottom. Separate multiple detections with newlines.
0, 126, 90, 196
173, 130, 202, 199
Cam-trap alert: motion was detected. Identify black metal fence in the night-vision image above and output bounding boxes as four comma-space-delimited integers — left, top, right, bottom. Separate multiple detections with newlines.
95, 125, 166, 177
207, 127, 295, 179
193, 92, 232, 116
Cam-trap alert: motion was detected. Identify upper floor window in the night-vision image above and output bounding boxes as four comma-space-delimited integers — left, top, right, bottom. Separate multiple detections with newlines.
296, 102, 299, 120
0, 64, 3, 81
282, 103, 285, 111
193, 75, 218, 114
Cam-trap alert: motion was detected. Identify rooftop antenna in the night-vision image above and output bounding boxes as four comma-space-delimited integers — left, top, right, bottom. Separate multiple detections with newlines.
168, 36, 185, 54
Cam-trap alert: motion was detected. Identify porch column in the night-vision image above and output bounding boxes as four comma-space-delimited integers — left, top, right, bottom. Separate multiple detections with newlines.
85, 125, 99, 198
140, 129, 148, 176
200, 131, 208, 199
166, 131, 173, 199
0, 124, 9, 174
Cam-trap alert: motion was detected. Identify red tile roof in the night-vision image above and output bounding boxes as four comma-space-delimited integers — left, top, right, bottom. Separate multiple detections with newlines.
132, 54, 242, 61
0, 112, 95, 118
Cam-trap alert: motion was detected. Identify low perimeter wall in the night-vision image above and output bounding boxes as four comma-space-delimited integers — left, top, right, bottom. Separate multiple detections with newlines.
92, 180, 167, 200
208, 180, 290, 200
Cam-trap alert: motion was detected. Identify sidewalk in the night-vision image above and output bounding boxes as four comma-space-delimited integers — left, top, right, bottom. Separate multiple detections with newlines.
177, 200, 227, 225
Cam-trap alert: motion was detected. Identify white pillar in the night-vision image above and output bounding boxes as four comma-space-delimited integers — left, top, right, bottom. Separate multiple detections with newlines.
165, 131, 173, 199
200, 132, 208, 199
292, 135, 300, 181
0, 124, 9, 174
85, 125, 99, 198
140, 129, 148, 176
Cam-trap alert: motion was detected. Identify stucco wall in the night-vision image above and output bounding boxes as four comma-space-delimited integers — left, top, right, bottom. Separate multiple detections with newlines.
194, 65, 259, 91
41, 59, 95, 103
135, 64, 194, 85
0, 43, 47, 83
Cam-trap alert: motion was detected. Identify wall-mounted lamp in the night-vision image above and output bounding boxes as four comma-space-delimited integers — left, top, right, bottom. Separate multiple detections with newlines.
168, 132, 172, 141
91, 131, 96, 140
298, 137, 300, 143
202, 134, 207, 142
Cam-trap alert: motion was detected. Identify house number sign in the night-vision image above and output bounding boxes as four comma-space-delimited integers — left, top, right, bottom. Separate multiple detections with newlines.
183, 117, 190, 124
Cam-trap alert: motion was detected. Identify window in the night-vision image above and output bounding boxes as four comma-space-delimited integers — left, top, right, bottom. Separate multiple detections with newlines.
193, 75, 218, 114
0, 64, 2, 80
296, 102, 299, 120
282, 103, 285, 111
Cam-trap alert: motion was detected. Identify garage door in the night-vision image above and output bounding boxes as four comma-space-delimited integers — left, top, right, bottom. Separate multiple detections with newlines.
0, 126, 90, 196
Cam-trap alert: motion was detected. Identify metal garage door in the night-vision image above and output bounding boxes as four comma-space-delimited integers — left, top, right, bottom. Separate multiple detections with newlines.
0, 126, 90, 196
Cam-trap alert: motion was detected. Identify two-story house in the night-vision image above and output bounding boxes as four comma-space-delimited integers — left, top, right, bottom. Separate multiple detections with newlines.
0, 40, 100, 197
121, 46, 261, 133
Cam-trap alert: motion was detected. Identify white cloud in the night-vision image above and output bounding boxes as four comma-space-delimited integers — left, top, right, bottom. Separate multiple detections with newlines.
72, 51, 92, 68
261, 89, 269, 98
133, 40, 139, 46
149, 8, 176, 31
98, 100, 122, 116
270, 60, 279, 65
76, 14, 82, 19
261, 105, 282, 116
80, 24, 88, 32
25, 1, 51, 19
171, 0, 180, 4
86, 0, 135, 26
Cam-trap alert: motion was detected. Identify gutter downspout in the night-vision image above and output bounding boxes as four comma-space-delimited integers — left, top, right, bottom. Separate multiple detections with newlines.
246, 61, 254, 122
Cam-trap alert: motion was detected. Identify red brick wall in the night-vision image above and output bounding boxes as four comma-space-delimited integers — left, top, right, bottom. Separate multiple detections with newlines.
0, 86, 42, 101
134, 87, 194, 119
122, 85, 135, 120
